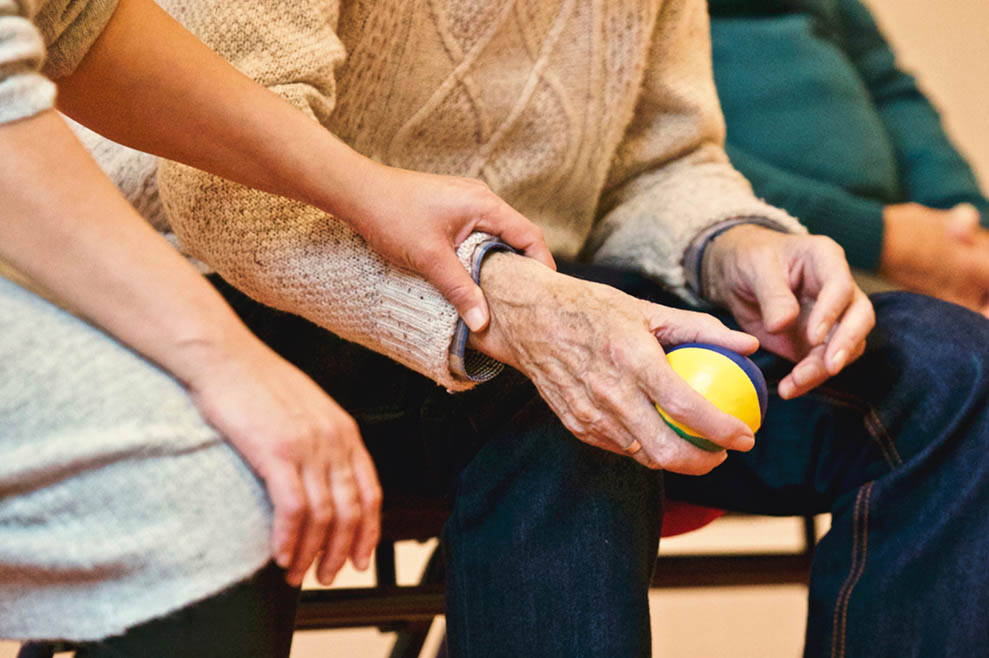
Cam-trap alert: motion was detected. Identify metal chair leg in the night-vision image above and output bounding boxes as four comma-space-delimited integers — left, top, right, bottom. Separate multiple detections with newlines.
16, 643, 55, 658
387, 545, 446, 658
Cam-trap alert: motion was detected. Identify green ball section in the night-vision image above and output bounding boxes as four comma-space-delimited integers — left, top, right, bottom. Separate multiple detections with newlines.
661, 417, 724, 452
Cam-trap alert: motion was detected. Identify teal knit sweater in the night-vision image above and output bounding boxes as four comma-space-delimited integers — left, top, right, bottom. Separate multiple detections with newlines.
709, 0, 989, 271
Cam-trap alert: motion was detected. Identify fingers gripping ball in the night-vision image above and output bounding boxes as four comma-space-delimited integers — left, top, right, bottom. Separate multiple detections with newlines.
656, 343, 768, 452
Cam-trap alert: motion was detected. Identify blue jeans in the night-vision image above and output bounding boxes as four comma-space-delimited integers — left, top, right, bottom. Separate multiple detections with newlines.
213, 266, 989, 658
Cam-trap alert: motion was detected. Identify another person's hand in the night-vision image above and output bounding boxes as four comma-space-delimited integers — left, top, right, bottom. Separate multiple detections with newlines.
347, 164, 556, 332
702, 225, 875, 399
176, 335, 382, 588
881, 202, 989, 317
468, 253, 758, 475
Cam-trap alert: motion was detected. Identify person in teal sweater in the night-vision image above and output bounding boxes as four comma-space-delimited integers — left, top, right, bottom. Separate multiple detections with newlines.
710, 0, 989, 316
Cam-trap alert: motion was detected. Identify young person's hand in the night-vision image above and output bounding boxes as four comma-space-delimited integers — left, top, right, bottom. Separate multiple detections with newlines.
347, 164, 556, 332
177, 334, 382, 588
881, 202, 989, 317
0, 110, 382, 590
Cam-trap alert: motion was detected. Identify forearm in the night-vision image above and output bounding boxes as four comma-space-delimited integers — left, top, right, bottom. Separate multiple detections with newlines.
55, 0, 374, 225
0, 110, 254, 384
159, 157, 482, 391
835, 0, 988, 217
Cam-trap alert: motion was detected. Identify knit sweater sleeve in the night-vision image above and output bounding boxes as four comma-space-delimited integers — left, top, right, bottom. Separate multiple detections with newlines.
836, 0, 989, 222
0, 0, 54, 124
155, 0, 482, 392
585, 0, 805, 304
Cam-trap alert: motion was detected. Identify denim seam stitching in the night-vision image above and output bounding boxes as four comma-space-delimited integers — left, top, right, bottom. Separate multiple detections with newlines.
795, 387, 903, 469
830, 481, 873, 658
863, 408, 904, 467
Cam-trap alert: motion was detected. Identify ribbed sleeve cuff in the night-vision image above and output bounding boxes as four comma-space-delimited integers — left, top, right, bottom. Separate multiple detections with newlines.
0, 70, 55, 123
683, 217, 791, 299
448, 238, 513, 385
795, 193, 885, 272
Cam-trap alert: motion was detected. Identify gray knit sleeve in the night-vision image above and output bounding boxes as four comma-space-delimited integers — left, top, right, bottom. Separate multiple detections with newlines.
0, 0, 55, 123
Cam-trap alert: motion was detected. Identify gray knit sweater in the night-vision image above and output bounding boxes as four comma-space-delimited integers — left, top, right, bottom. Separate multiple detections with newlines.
1, 0, 272, 642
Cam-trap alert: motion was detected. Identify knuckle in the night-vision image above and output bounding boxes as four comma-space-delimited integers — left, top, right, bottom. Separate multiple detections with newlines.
523, 222, 545, 241
585, 375, 615, 404
319, 415, 359, 442
280, 495, 307, 520
657, 395, 690, 421
336, 501, 361, 528
569, 397, 600, 426
310, 500, 334, 525
364, 486, 383, 513
815, 235, 845, 257
268, 435, 299, 461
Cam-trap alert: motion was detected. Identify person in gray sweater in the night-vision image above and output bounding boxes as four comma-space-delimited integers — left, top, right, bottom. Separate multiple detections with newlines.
0, 0, 552, 653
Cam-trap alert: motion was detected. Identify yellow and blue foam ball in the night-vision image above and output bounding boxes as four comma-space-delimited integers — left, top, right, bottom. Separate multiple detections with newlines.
656, 343, 768, 452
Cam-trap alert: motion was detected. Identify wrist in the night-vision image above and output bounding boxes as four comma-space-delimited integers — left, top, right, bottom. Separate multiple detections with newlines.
700, 224, 765, 305
466, 251, 554, 368
879, 203, 937, 282
878, 204, 913, 277
155, 296, 266, 391
289, 132, 382, 224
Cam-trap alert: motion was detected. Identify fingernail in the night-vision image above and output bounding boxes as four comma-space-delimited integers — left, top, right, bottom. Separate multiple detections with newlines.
778, 380, 793, 399
830, 349, 847, 373
464, 307, 486, 332
793, 362, 820, 387
276, 550, 291, 569
814, 323, 829, 345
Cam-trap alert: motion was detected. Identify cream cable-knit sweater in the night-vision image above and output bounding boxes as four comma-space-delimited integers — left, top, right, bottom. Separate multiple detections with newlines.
145, 0, 804, 391
1, 0, 806, 389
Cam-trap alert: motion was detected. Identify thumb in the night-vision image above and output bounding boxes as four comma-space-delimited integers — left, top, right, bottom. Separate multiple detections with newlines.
947, 203, 980, 243
423, 252, 490, 332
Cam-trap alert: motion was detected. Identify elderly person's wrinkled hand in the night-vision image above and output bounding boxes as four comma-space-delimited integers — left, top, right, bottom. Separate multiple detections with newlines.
467, 252, 759, 475
701, 225, 876, 399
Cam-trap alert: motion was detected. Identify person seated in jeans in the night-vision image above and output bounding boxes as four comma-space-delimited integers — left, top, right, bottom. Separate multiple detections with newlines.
71, 0, 989, 656
710, 0, 989, 315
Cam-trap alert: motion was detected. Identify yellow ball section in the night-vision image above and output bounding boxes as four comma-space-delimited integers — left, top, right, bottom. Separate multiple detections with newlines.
655, 347, 763, 438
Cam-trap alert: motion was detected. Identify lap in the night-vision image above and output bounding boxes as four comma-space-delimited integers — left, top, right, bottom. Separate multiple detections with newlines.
667, 291, 989, 514
211, 267, 989, 520
0, 276, 273, 641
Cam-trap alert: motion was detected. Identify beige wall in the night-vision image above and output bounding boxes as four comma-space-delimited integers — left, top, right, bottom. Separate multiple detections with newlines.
865, 0, 989, 190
